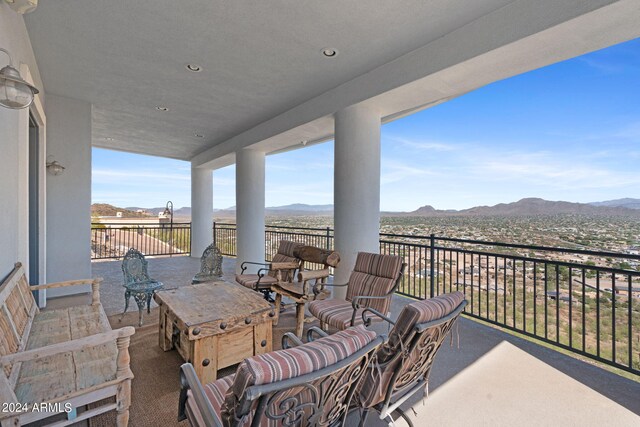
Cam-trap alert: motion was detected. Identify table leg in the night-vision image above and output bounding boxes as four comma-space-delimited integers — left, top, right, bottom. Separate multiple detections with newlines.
158, 304, 173, 351
193, 335, 219, 384
273, 293, 282, 326
295, 303, 305, 338
254, 322, 272, 355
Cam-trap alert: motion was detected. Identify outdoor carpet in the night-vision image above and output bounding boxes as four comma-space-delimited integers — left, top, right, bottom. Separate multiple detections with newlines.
90, 305, 319, 427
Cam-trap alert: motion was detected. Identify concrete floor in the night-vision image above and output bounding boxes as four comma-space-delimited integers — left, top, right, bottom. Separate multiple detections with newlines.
44, 255, 640, 425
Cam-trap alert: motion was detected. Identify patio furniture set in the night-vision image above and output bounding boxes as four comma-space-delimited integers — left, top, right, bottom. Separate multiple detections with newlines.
175, 240, 467, 427
0, 241, 467, 426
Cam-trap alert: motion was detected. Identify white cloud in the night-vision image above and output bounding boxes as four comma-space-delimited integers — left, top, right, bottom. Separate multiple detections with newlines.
386, 135, 459, 152
473, 151, 640, 190
381, 161, 437, 185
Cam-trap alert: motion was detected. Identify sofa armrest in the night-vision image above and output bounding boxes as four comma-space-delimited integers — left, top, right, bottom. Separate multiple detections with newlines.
179, 363, 222, 427
297, 268, 330, 282
0, 326, 135, 368
281, 332, 304, 349
270, 261, 299, 270
31, 277, 102, 305
239, 261, 270, 274
361, 307, 396, 328
312, 281, 348, 296
306, 326, 329, 342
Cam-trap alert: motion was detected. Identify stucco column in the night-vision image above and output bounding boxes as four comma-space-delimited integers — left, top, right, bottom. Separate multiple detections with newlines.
333, 103, 381, 299
191, 165, 213, 258
45, 95, 92, 299
236, 148, 265, 274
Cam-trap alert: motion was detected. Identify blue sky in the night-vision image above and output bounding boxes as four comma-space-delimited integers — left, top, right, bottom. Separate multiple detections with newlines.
92, 37, 640, 211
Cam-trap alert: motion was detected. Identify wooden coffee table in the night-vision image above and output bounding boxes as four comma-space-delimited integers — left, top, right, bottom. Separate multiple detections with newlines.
154, 282, 275, 384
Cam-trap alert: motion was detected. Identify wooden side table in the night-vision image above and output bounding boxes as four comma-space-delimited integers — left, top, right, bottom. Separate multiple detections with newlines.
154, 282, 275, 384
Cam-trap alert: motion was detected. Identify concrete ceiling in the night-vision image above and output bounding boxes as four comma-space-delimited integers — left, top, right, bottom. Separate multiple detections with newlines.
24, 0, 640, 167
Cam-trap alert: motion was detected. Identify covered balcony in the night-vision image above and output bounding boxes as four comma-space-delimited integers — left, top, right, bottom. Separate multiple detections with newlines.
1, 1, 639, 426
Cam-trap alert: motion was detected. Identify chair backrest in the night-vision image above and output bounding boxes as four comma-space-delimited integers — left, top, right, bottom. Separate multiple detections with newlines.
345, 252, 404, 314
121, 247, 151, 285
268, 240, 303, 281
220, 326, 384, 426
197, 243, 223, 278
358, 291, 467, 409
0, 263, 38, 386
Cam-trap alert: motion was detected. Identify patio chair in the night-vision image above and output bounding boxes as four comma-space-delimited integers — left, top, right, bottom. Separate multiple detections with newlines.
192, 243, 224, 284
120, 247, 164, 326
356, 291, 467, 426
235, 240, 302, 301
271, 245, 340, 338
178, 325, 385, 427
308, 252, 405, 331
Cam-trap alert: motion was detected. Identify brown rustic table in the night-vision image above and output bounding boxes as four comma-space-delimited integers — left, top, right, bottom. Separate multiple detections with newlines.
154, 282, 275, 384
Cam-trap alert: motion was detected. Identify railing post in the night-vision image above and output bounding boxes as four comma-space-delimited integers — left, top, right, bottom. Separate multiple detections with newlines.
212, 221, 217, 247
326, 227, 331, 250
429, 233, 435, 298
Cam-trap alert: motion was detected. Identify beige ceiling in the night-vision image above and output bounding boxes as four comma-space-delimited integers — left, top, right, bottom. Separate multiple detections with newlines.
24, 0, 640, 167
24, 0, 514, 160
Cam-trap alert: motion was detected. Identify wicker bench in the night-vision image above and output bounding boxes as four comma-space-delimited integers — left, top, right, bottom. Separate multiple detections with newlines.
0, 262, 135, 427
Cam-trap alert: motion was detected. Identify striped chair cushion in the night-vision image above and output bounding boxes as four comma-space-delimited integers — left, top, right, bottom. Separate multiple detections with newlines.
308, 298, 368, 330
358, 291, 465, 407
186, 374, 234, 427
345, 252, 403, 314
220, 326, 376, 425
276, 240, 302, 258
235, 274, 278, 290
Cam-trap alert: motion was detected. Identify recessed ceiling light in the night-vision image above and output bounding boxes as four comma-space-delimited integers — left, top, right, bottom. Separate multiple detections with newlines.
321, 48, 338, 58
155, 105, 169, 111
194, 133, 204, 138
105, 137, 114, 141
186, 64, 202, 72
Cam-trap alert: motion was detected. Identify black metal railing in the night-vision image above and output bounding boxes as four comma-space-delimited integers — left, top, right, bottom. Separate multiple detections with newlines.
91, 223, 191, 259
213, 223, 640, 375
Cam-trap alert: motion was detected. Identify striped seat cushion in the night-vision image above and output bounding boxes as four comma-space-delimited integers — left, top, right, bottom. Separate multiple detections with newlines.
235, 273, 278, 290
186, 374, 234, 427
358, 292, 465, 407
345, 252, 403, 314
220, 326, 376, 425
308, 298, 368, 330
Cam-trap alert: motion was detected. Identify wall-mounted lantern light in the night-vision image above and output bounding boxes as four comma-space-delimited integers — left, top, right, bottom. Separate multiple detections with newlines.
3, 0, 38, 15
0, 47, 39, 109
46, 155, 65, 176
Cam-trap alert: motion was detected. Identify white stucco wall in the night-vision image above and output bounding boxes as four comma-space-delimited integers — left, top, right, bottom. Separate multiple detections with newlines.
0, 4, 44, 280
45, 95, 92, 296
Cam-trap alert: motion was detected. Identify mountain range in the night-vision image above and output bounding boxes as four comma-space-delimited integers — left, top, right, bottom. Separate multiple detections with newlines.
91, 197, 640, 219
385, 198, 640, 217
588, 198, 640, 210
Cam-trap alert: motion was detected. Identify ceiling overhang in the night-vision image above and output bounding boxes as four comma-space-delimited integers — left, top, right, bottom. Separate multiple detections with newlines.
23, 0, 640, 170
193, 0, 640, 169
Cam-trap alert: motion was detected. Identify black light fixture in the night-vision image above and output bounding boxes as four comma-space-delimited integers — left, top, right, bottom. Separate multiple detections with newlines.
0, 47, 39, 109
163, 201, 174, 221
